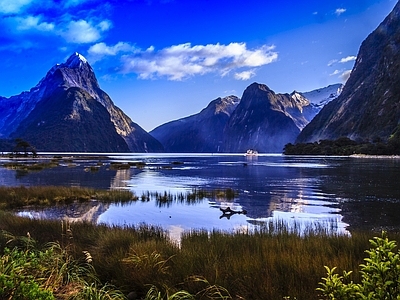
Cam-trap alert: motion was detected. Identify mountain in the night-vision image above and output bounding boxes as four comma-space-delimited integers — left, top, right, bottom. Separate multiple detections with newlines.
151, 82, 329, 153
299, 83, 343, 108
0, 53, 163, 152
297, 2, 400, 143
150, 96, 240, 152
222, 83, 316, 153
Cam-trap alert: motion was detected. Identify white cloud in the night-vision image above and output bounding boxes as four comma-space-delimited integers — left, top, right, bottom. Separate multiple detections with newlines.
328, 55, 356, 67
16, 15, 55, 31
98, 20, 112, 31
335, 8, 346, 16
60, 19, 111, 44
339, 55, 357, 63
340, 70, 352, 82
121, 42, 278, 80
330, 69, 341, 76
88, 41, 136, 62
235, 69, 256, 80
89, 42, 135, 56
327, 59, 338, 67
0, 0, 32, 14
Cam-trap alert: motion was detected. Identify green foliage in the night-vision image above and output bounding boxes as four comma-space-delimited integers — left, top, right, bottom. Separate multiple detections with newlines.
0, 246, 55, 299
0, 230, 128, 300
318, 232, 400, 299
284, 137, 400, 155
3, 212, 398, 299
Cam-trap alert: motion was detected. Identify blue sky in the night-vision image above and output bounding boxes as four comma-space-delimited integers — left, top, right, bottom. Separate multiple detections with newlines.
0, 0, 397, 131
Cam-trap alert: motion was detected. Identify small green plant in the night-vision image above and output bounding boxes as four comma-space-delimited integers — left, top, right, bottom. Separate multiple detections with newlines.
318, 232, 400, 299
144, 285, 194, 300
0, 246, 55, 299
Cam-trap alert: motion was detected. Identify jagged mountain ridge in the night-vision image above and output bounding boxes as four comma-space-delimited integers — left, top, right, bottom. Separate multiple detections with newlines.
222, 83, 314, 153
151, 83, 339, 153
150, 96, 240, 152
0, 53, 163, 152
297, 2, 400, 143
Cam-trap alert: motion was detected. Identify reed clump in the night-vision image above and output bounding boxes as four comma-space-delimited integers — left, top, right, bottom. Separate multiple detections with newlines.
138, 188, 238, 207
0, 186, 136, 209
109, 162, 131, 170
1, 211, 397, 299
2, 161, 59, 171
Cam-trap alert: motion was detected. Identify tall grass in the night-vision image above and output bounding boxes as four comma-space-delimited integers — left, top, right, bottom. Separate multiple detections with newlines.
140, 188, 237, 207
0, 186, 136, 209
1, 211, 397, 299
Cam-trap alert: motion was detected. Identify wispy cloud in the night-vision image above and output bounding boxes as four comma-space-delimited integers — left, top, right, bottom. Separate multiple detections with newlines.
64, 0, 93, 8
0, 0, 33, 14
88, 42, 137, 62
88, 42, 136, 56
327, 59, 338, 67
329, 69, 341, 76
328, 55, 356, 67
117, 42, 277, 80
335, 8, 346, 16
340, 70, 352, 82
339, 55, 356, 63
0, 0, 111, 47
60, 19, 111, 44
235, 69, 256, 80
15, 15, 55, 31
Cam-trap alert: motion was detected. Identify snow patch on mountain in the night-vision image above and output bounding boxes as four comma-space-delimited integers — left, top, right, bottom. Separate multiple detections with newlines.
65, 52, 88, 68
300, 84, 343, 107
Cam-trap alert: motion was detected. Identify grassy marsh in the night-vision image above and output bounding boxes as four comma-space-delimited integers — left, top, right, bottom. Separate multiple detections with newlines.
0, 186, 136, 209
1, 211, 398, 299
0, 186, 238, 210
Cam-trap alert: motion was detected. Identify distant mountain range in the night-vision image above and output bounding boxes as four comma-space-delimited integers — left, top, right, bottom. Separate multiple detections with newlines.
0, 52, 342, 153
2, 0, 398, 153
152, 83, 341, 153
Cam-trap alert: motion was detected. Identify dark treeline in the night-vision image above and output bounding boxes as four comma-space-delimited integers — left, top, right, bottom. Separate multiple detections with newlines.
284, 136, 400, 156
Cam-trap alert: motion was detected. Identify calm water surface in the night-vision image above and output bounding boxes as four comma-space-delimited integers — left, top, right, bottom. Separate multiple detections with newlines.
2, 153, 400, 238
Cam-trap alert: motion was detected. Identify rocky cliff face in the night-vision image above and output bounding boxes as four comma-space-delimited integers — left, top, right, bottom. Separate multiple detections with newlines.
223, 83, 312, 153
150, 96, 240, 152
0, 53, 163, 152
297, 2, 400, 143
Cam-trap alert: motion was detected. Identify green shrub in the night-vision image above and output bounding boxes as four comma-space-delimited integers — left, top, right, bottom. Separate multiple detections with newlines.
318, 232, 400, 299
0, 247, 55, 299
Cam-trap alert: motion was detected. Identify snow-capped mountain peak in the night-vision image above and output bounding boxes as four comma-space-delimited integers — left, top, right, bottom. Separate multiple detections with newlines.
65, 52, 88, 68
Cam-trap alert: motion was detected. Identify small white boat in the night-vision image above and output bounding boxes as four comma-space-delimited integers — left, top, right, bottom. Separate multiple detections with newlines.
245, 149, 258, 156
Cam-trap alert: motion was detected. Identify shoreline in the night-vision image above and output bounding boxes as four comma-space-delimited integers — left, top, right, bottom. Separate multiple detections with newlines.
350, 154, 400, 159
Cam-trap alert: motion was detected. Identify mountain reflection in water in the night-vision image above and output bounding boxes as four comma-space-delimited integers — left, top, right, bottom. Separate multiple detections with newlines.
4, 153, 400, 235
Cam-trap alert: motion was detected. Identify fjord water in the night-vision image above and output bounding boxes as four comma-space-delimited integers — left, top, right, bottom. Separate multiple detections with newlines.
3, 154, 400, 237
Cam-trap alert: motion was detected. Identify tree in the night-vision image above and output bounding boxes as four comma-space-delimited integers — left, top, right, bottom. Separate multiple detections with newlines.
13, 139, 37, 157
